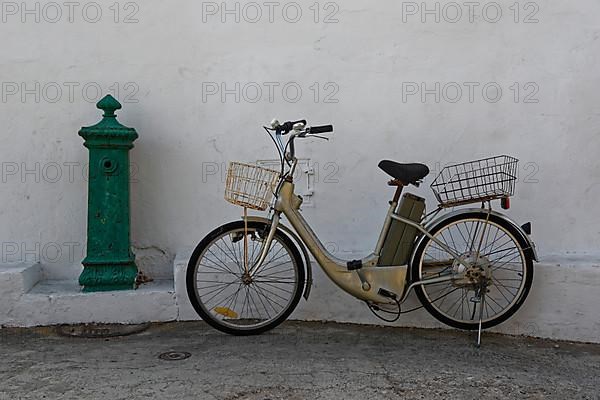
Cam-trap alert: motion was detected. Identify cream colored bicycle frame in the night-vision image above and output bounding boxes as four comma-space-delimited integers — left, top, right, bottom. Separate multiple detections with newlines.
249, 158, 475, 305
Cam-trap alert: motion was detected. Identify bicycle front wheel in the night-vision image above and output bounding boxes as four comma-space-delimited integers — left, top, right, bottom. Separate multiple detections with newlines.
186, 220, 305, 335
411, 212, 534, 330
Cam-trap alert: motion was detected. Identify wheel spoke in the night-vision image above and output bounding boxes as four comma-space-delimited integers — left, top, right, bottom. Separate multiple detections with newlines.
418, 217, 528, 326
201, 280, 241, 306
189, 226, 301, 332
218, 237, 243, 272
198, 262, 238, 276
253, 283, 285, 310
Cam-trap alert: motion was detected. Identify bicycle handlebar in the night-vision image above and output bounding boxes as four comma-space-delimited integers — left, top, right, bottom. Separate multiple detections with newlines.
308, 125, 333, 134
268, 118, 334, 165
273, 120, 334, 136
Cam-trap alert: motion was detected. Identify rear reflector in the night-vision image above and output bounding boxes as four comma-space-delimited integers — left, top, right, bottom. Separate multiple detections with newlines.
501, 197, 510, 209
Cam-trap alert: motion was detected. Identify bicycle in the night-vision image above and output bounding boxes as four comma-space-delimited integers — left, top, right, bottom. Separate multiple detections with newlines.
186, 119, 537, 344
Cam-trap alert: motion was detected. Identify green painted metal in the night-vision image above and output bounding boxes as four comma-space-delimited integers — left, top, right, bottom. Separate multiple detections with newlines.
78, 95, 138, 292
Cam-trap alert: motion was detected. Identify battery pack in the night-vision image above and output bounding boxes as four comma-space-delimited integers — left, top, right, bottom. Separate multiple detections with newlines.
379, 193, 426, 266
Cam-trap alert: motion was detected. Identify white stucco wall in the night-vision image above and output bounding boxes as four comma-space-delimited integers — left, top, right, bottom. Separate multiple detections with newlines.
1, 1, 599, 332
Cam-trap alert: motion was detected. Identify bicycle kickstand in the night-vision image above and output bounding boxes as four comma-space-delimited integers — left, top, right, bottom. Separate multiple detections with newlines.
476, 291, 485, 348
470, 286, 485, 348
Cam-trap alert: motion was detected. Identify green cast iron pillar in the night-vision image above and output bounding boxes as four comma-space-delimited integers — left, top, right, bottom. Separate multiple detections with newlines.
78, 95, 138, 292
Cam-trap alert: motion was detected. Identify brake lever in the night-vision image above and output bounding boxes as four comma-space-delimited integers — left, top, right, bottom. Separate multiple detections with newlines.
297, 131, 329, 140
310, 135, 329, 141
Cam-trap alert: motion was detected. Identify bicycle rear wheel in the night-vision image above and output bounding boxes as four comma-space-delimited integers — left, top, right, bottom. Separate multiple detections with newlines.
186, 220, 305, 335
411, 212, 534, 330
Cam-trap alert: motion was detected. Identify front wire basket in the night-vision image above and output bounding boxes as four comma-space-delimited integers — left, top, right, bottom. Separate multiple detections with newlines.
224, 161, 280, 211
430, 155, 518, 208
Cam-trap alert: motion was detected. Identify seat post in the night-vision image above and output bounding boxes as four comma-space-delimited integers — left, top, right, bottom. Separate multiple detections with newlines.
388, 179, 405, 204
392, 185, 404, 203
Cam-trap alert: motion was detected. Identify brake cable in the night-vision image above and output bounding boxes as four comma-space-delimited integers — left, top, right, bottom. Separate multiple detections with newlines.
263, 126, 285, 176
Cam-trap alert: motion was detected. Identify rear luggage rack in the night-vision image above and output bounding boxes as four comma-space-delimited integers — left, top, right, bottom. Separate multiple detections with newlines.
430, 155, 518, 208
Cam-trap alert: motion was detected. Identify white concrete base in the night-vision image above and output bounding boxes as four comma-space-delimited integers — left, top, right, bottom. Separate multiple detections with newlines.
173, 247, 201, 321
2, 256, 599, 344
290, 259, 600, 343
173, 252, 600, 344
0, 263, 42, 298
0, 264, 178, 328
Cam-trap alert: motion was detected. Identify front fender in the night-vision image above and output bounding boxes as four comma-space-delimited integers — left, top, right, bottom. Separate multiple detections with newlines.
243, 215, 313, 300
409, 208, 538, 270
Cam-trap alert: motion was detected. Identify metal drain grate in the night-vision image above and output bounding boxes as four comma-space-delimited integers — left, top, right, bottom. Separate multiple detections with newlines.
158, 351, 192, 361
56, 323, 151, 338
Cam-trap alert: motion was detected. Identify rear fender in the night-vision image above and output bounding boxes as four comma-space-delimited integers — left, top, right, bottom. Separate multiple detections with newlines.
409, 208, 538, 272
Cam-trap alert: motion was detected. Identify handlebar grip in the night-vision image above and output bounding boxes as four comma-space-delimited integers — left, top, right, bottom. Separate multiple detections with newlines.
310, 125, 334, 134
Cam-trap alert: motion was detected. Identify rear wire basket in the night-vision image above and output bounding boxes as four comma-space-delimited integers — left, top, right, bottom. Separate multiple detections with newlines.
224, 162, 280, 211
430, 155, 518, 208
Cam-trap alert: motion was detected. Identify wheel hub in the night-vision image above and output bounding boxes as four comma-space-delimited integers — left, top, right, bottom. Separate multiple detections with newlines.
452, 252, 492, 287
242, 273, 253, 285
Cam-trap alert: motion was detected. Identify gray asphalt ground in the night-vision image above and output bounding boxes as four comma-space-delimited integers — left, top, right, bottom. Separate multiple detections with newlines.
0, 321, 598, 400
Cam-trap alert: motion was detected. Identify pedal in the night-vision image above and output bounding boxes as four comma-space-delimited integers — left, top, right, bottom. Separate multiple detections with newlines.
356, 270, 371, 291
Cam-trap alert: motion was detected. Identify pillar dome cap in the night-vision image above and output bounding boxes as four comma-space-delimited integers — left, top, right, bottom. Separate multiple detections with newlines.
97, 95, 122, 117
